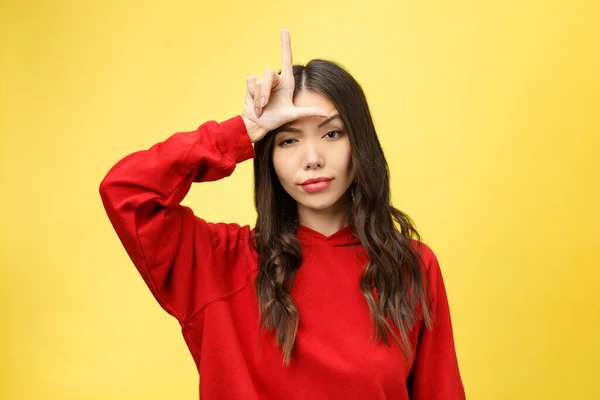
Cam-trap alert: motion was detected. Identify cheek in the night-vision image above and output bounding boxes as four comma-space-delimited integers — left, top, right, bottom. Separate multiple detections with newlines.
336, 143, 354, 178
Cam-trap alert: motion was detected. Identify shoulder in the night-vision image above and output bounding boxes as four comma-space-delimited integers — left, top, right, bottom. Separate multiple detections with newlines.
198, 220, 257, 262
205, 221, 252, 240
408, 238, 440, 273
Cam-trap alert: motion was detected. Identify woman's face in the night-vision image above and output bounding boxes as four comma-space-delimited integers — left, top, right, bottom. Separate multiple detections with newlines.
272, 90, 355, 214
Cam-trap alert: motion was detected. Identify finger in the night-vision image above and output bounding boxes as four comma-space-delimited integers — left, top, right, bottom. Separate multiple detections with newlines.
246, 76, 257, 97
281, 29, 293, 77
291, 107, 330, 120
254, 80, 263, 117
260, 68, 277, 107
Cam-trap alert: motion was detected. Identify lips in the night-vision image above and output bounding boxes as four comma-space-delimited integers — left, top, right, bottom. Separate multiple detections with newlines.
300, 177, 333, 193
301, 177, 332, 185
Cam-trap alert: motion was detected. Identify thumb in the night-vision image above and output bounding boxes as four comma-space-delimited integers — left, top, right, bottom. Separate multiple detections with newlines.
291, 106, 330, 120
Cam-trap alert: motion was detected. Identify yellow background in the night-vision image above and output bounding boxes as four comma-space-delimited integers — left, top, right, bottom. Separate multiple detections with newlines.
1, 0, 599, 398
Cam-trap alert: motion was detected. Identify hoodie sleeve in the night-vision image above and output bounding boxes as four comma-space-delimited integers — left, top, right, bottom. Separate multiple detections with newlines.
408, 243, 466, 399
99, 115, 256, 323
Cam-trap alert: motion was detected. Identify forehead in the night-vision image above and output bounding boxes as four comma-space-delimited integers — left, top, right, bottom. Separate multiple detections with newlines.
293, 90, 338, 112
277, 91, 342, 132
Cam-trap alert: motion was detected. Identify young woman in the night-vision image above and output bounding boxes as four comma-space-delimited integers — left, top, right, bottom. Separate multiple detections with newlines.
99, 29, 465, 399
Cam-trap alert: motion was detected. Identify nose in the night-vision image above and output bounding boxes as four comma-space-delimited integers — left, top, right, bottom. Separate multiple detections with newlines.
303, 141, 324, 170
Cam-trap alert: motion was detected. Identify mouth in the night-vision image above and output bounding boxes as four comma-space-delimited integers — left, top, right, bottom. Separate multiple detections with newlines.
300, 177, 333, 193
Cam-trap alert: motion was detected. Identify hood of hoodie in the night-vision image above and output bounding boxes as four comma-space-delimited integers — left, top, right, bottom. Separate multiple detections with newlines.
295, 224, 362, 247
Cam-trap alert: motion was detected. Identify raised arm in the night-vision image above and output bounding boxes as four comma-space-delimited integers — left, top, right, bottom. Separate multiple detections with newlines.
99, 29, 329, 323
99, 116, 256, 322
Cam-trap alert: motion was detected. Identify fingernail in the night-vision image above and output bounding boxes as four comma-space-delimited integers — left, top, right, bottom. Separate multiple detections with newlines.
260, 96, 266, 107
255, 107, 261, 116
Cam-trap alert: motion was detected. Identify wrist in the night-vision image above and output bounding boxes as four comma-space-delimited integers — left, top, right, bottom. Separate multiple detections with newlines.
241, 116, 266, 143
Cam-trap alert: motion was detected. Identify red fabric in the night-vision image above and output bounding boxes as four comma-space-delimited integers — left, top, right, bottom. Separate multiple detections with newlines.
99, 115, 466, 399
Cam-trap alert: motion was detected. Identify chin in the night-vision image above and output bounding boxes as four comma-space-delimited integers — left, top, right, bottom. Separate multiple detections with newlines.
295, 192, 343, 211
298, 200, 337, 211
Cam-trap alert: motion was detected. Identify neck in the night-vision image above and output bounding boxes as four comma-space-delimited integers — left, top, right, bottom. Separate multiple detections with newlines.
297, 193, 352, 237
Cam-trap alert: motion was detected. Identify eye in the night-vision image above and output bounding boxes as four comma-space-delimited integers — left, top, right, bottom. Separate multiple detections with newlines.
324, 131, 344, 139
278, 138, 297, 147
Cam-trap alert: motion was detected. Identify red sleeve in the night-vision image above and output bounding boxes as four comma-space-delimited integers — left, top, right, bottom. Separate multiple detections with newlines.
99, 115, 256, 323
408, 243, 466, 399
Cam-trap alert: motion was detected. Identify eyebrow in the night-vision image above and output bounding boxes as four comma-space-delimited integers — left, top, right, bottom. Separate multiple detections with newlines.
276, 114, 343, 133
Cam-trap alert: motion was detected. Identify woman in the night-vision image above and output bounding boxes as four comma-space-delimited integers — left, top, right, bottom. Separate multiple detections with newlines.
99, 29, 465, 399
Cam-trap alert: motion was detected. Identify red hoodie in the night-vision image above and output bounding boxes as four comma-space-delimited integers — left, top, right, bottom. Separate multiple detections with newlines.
99, 115, 465, 399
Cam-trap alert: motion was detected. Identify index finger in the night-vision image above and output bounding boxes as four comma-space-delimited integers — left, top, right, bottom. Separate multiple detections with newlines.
281, 29, 293, 76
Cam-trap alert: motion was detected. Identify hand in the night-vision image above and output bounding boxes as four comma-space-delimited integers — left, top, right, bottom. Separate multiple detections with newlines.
241, 29, 329, 143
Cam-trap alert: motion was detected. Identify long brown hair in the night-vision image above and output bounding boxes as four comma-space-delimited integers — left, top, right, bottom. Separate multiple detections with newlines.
252, 59, 433, 365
